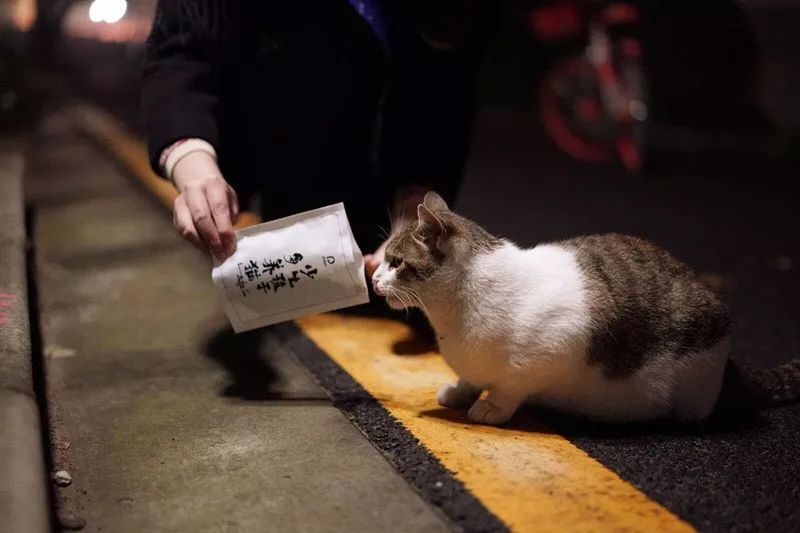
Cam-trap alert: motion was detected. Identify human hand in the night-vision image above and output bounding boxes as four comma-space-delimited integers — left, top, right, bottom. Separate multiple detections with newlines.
171, 151, 239, 262
365, 240, 386, 280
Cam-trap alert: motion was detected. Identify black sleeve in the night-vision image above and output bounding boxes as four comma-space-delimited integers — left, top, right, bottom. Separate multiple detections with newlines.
378, 47, 478, 204
378, 6, 498, 204
141, 0, 223, 177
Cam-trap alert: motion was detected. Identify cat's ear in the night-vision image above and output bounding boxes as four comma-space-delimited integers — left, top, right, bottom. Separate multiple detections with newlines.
417, 204, 443, 230
422, 191, 449, 213
417, 204, 449, 250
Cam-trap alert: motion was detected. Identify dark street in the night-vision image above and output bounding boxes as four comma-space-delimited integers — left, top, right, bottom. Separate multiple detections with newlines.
2, 1, 799, 532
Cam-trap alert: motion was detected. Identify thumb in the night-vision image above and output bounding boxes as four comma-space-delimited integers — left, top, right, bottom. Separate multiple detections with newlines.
365, 256, 379, 278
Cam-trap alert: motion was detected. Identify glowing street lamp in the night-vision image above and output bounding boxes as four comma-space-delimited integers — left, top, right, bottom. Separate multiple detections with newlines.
88, 0, 127, 24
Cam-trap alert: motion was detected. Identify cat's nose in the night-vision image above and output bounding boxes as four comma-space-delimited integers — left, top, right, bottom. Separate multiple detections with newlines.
371, 278, 383, 296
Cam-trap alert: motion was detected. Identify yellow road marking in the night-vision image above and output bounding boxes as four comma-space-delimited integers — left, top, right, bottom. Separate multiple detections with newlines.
70, 103, 261, 229
297, 314, 694, 532
81, 102, 694, 532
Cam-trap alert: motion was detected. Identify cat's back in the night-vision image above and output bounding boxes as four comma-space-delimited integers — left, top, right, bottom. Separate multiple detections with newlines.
561, 233, 696, 287
559, 233, 730, 377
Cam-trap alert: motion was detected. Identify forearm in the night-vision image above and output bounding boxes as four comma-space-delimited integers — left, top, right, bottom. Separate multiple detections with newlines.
142, 0, 224, 178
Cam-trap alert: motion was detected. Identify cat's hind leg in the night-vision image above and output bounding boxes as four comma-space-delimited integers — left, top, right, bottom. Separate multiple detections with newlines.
468, 386, 526, 425
672, 337, 730, 421
437, 379, 482, 408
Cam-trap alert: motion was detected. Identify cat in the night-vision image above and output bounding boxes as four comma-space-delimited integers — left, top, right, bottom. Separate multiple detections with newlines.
371, 191, 800, 425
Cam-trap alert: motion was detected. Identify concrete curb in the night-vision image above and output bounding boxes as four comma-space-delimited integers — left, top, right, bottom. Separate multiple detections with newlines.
0, 138, 50, 533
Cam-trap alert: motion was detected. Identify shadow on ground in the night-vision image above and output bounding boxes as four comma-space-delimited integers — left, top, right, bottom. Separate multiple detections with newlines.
204, 328, 279, 401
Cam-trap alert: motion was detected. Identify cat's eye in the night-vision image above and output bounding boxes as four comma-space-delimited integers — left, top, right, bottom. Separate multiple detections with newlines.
389, 257, 403, 269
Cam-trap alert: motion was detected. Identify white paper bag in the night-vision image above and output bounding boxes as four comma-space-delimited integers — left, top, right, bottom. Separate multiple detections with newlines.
212, 203, 370, 332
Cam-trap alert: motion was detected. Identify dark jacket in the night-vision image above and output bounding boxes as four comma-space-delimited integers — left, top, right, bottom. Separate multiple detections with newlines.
142, 1, 492, 218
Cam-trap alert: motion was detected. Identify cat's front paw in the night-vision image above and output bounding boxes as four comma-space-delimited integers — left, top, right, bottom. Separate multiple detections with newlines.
437, 382, 476, 408
468, 398, 514, 425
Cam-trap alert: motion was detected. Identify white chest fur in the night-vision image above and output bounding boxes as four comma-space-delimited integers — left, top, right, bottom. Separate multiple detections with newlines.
428, 243, 592, 389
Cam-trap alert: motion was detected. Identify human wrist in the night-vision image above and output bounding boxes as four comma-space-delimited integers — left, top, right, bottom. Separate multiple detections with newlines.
171, 150, 224, 192
160, 138, 218, 184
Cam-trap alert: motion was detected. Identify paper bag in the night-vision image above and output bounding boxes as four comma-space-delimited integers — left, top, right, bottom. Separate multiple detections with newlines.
212, 203, 370, 332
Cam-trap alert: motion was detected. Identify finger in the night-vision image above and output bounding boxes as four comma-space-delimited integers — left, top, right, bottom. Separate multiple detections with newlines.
185, 187, 224, 260
206, 181, 236, 258
365, 255, 379, 278
173, 196, 205, 251
227, 185, 239, 223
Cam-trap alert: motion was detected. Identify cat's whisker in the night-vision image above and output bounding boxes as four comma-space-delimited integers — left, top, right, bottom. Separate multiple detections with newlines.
385, 288, 407, 309
391, 287, 418, 318
402, 288, 426, 318
386, 204, 399, 236
399, 290, 415, 317
398, 289, 415, 311
404, 287, 430, 316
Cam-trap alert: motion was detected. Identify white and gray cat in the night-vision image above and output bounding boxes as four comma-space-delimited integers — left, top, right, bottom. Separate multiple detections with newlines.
372, 192, 800, 425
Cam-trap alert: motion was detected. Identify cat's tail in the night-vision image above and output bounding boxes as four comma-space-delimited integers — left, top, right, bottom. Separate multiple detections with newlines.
729, 357, 800, 408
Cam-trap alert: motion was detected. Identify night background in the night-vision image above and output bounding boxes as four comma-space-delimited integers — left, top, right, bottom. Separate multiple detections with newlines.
1, 1, 798, 532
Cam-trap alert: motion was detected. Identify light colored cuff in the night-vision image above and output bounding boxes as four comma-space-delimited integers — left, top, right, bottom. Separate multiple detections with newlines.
163, 139, 218, 182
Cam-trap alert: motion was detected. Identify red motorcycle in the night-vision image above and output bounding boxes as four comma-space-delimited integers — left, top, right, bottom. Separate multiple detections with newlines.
529, 0, 647, 173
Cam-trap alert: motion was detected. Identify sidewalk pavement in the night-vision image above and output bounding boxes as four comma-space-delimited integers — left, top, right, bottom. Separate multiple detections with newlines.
28, 108, 451, 532
0, 137, 50, 533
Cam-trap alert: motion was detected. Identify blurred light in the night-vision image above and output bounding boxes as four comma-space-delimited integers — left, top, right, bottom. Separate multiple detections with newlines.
629, 100, 648, 122
773, 256, 793, 272
10, 0, 37, 31
88, 3, 102, 23
89, 0, 128, 24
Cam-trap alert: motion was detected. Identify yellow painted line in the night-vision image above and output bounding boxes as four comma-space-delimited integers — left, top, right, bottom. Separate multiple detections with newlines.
296, 314, 695, 533
70, 103, 261, 229
79, 101, 693, 532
